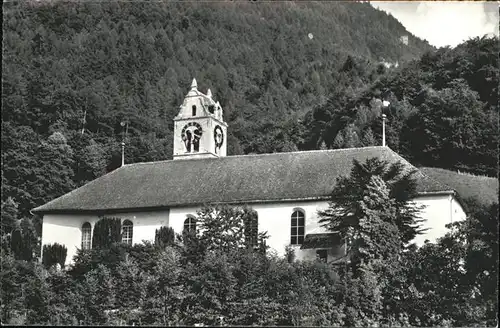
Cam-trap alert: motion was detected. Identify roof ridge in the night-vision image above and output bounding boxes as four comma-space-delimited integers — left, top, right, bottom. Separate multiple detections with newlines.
126, 146, 388, 166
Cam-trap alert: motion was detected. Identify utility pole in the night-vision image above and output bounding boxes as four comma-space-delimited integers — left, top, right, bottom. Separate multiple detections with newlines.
381, 100, 390, 147
120, 121, 128, 166
121, 141, 125, 167
382, 114, 387, 147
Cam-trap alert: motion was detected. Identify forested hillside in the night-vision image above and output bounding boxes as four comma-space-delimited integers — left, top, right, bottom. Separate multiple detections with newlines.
302, 36, 498, 178
2, 0, 431, 220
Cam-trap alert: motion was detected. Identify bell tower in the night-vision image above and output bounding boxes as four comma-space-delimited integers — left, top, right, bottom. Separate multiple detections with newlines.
173, 78, 228, 160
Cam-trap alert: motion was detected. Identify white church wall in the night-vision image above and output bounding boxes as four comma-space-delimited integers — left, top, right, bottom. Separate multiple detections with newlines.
116, 210, 170, 245
42, 210, 169, 266
43, 194, 465, 266
42, 213, 98, 266
165, 196, 466, 261
452, 197, 467, 222
169, 201, 341, 261
251, 201, 332, 261
169, 206, 198, 233
411, 194, 465, 246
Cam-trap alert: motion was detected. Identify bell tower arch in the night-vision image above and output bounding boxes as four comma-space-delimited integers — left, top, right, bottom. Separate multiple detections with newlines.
173, 78, 228, 160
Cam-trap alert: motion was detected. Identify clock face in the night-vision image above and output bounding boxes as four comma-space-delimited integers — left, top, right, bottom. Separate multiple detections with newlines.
181, 122, 202, 152
214, 125, 224, 153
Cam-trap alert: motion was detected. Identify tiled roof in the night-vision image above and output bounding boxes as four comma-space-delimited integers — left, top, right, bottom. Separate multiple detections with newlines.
32, 146, 453, 214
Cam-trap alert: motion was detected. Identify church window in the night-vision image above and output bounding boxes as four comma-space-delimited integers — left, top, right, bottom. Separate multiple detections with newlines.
184, 216, 197, 234
122, 220, 133, 245
244, 211, 258, 249
81, 222, 91, 250
290, 210, 305, 245
192, 105, 197, 116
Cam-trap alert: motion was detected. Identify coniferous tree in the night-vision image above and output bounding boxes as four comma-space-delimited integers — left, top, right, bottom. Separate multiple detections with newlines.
362, 128, 376, 147
332, 132, 345, 149
10, 219, 38, 262
91, 217, 122, 249
319, 158, 424, 253
343, 124, 361, 148
42, 243, 68, 269
155, 226, 176, 247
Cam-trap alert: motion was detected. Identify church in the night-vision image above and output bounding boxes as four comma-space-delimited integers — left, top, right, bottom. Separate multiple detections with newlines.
33, 79, 466, 266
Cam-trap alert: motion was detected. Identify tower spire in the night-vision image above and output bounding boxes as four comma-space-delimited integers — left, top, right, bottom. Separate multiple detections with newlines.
190, 78, 197, 90
206, 88, 212, 98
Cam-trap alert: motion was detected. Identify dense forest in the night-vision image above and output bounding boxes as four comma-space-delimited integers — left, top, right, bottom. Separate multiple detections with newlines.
1, 2, 498, 247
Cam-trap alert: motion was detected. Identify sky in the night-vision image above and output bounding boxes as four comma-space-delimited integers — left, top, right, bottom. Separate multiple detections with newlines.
370, 1, 499, 48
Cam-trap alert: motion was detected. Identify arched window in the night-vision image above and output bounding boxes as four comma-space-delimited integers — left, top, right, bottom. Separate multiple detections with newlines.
122, 220, 133, 245
184, 216, 197, 234
81, 222, 92, 250
244, 210, 259, 249
290, 210, 305, 245
192, 105, 197, 116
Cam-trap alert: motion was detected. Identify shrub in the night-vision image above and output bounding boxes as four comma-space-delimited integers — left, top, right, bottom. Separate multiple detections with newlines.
155, 226, 176, 247
285, 245, 296, 263
91, 217, 122, 249
42, 243, 67, 268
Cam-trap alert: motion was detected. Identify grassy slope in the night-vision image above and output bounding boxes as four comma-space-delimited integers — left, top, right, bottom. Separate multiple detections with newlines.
420, 167, 499, 206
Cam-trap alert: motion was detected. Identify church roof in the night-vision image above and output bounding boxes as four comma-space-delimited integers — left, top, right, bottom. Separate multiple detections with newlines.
32, 147, 454, 214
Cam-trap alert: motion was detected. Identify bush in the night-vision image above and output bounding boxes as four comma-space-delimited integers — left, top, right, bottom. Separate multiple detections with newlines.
42, 243, 67, 269
91, 217, 122, 249
155, 226, 176, 247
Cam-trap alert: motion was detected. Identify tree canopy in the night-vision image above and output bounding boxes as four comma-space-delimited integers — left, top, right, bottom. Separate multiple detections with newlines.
319, 157, 424, 248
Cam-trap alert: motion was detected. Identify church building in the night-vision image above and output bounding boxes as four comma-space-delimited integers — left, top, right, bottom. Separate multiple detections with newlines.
33, 79, 466, 266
